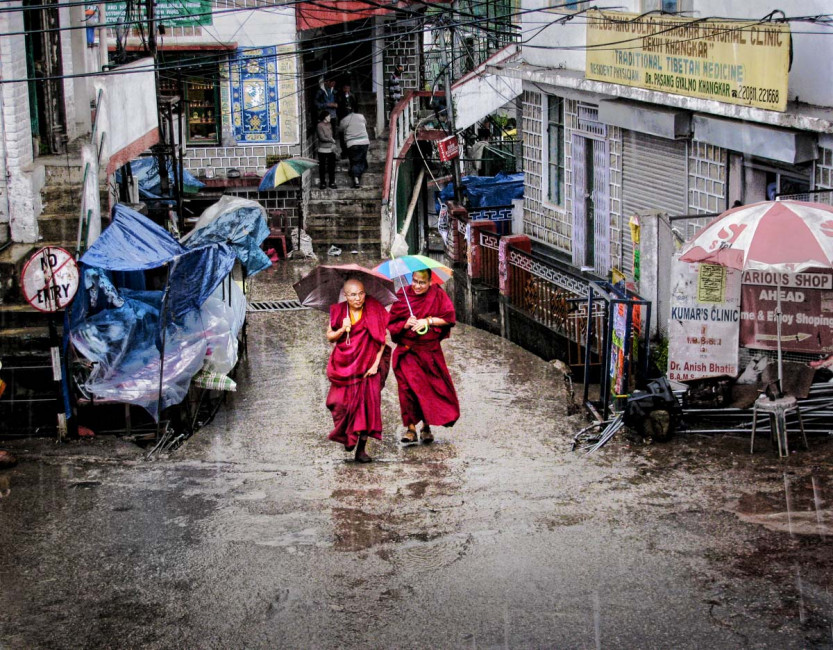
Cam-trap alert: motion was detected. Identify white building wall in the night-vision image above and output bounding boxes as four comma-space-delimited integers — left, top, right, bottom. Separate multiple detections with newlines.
0, 7, 40, 243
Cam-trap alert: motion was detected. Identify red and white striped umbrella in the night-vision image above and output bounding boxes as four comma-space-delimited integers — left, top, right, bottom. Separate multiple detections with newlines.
680, 200, 833, 390
679, 200, 833, 273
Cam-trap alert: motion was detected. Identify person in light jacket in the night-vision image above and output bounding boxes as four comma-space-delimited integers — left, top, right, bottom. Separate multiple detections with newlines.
338, 106, 370, 189
316, 110, 337, 189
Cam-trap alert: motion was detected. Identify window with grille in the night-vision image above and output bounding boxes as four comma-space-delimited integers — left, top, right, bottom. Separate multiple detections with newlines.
547, 96, 565, 206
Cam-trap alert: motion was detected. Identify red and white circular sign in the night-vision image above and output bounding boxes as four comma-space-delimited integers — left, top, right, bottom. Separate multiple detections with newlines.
21, 247, 80, 312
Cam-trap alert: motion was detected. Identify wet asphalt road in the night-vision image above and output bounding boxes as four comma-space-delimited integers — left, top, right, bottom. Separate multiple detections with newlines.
2, 258, 833, 649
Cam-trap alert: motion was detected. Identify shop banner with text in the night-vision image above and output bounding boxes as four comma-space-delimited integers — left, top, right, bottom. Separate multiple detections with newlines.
740, 271, 833, 353
668, 259, 741, 382
586, 10, 790, 112
107, 0, 211, 27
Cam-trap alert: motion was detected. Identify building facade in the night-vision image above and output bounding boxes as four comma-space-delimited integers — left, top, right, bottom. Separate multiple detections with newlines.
108, 1, 303, 219
493, 0, 833, 292
0, 0, 102, 244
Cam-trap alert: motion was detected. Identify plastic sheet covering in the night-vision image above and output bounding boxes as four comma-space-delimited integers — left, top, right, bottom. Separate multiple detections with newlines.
115, 155, 205, 199
438, 171, 524, 209
82, 204, 186, 271
199, 278, 246, 375
70, 280, 207, 420
168, 245, 236, 320
81, 205, 237, 320
181, 196, 272, 276
69, 204, 245, 420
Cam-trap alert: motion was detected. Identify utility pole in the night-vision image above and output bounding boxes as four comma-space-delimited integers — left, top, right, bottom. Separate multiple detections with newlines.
439, 13, 463, 204
147, 0, 157, 59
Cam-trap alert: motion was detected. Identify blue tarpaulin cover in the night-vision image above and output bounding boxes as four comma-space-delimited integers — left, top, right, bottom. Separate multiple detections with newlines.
70, 204, 258, 420
115, 156, 205, 200
181, 197, 271, 276
438, 171, 524, 209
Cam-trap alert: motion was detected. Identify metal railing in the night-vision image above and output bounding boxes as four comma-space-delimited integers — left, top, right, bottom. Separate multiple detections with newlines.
777, 189, 833, 205
76, 88, 106, 256
505, 245, 607, 382
480, 229, 500, 288
469, 204, 512, 235
507, 246, 595, 336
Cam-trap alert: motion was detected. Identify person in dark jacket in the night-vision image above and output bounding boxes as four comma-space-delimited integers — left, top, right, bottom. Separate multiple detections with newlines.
336, 82, 359, 121
316, 110, 337, 189
315, 78, 338, 123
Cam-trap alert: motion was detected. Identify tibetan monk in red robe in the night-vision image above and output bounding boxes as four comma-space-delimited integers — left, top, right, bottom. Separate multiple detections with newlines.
388, 269, 459, 444
326, 278, 390, 462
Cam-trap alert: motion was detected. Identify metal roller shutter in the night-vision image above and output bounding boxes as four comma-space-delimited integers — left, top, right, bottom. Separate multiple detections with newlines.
622, 131, 688, 275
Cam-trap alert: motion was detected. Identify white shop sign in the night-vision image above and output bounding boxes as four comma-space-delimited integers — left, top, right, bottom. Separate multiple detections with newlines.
668, 258, 741, 382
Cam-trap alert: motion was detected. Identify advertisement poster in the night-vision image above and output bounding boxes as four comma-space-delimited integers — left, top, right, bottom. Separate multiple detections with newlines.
586, 11, 790, 111
668, 259, 741, 382
739, 271, 833, 353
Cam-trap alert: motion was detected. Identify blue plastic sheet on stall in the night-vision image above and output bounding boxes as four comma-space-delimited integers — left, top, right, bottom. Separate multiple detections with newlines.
182, 200, 271, 276
115, 156, 205, 200
438, 171, 524, 209
70, 204, 244, 420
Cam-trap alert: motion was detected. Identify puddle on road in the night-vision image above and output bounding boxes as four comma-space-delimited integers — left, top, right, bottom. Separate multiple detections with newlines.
728, 473, 831, 536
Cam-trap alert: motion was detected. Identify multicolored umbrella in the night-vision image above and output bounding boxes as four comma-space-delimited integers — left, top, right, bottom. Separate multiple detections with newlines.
374, 255, 452, 286
258, 157, 318, 191
293, 263, 397, 313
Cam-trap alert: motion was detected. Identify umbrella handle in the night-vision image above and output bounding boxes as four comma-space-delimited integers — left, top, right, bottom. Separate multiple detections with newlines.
392, 255, 429, 336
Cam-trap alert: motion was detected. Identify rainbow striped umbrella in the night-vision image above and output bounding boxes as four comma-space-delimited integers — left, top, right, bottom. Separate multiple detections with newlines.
374, 255, 452, 286
258, 157, 318, 191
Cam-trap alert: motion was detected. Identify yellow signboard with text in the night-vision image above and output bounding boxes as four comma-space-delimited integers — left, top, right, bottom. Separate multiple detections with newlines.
585, 11, 790, 112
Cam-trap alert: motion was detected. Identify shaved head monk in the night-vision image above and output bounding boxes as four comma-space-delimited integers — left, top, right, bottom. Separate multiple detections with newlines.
325, 278, 391, 462
388, 269, 459, 444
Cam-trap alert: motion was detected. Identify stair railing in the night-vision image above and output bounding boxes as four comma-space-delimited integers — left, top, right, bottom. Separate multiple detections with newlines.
76, 88, 106, 256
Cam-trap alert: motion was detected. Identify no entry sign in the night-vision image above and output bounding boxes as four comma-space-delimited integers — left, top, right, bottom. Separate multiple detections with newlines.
21, 247, 79, 312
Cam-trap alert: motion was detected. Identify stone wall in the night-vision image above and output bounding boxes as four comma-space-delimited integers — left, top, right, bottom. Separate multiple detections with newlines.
182, 143, 301, 178
224, 184, 301, 230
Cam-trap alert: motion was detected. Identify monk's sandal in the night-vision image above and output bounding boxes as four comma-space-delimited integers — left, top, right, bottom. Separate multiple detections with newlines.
400, 429, 418, 444
420, 428, 434, 444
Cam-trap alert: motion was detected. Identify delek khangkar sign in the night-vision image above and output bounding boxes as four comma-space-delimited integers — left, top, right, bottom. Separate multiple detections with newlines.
586, 10, 790, 112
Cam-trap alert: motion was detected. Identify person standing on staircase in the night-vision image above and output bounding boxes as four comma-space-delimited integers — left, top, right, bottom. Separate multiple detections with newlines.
336, 82, 359, 156
336, 82, 359, 121
338, 106, 370, 189
316, 110, 338, 189
315, 78, 339, 125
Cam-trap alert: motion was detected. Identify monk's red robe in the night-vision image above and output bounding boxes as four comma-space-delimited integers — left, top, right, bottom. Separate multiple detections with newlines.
388, 284, 459, 428
326, 296, 390, 448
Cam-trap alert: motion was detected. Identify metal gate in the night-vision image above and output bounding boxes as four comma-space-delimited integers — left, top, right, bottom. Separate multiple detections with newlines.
622, 131, 687, 275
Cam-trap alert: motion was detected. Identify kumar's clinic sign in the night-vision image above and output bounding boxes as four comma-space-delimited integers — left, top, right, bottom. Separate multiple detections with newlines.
586, 11, 790, 112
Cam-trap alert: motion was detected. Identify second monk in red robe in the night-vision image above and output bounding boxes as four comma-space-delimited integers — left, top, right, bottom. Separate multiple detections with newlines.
388, 270, 460, 444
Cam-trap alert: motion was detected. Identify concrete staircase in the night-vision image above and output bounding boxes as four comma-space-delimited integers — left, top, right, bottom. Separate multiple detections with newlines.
0, 148, 90, 357
306, 93, 387, 255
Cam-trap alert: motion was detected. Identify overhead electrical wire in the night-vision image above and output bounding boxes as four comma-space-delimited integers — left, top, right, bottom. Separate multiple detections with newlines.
1, 2, 828, 86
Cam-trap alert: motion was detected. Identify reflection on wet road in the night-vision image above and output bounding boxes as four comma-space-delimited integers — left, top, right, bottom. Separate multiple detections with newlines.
1, 259, 833, 648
